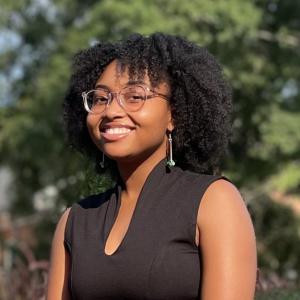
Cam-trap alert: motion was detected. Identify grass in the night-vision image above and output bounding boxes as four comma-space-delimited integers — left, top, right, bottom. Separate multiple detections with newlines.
255, 288, 300, 300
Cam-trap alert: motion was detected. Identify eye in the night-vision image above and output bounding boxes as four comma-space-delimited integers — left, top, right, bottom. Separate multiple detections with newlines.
124, 92, 144, 103
92, 90, 109, 105
94, 96, 108, 104
122, 86, 145, 103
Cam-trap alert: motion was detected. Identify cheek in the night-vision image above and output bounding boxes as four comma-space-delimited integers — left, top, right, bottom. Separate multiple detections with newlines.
86, 114, 102, 143
137, 106, 170, 135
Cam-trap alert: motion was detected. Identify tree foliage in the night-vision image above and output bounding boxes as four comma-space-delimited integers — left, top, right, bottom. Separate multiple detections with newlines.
0, 0, 299, 282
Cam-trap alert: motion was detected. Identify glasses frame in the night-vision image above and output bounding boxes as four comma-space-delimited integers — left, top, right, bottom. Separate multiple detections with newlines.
82, 84, 169, 114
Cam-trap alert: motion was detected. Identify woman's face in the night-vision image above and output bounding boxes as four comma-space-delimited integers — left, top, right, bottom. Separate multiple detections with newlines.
86, 59, 174, 164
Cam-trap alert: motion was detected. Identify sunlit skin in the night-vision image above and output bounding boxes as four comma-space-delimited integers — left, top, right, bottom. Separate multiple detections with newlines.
46, 59, 257, 300
86, 59, 174, 255
86, 59, 174, 192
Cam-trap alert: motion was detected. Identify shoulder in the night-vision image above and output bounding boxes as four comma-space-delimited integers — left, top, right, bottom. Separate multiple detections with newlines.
55, 207, 71, 236
47, 208, 72, 299
197, 178, 250, 229
203, 177, 242, 205
51, 207, 72, 248
196, 179, 257, 298
196, 178, 256, 257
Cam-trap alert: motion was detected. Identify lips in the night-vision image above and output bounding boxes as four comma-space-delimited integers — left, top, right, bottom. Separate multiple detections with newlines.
100, 123, 135, 141
103, 127, 131, 134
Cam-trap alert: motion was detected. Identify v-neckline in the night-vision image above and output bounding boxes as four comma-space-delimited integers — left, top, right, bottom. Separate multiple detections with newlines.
103, 157, 169, 257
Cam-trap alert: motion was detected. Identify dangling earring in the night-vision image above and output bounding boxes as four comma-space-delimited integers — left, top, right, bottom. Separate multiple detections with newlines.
100, 152, 105, 168
167, 132, 175, 167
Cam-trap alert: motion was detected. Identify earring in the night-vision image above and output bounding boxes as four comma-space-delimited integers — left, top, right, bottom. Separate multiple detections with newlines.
100, 152, 105, 168
167, 132, 175, 167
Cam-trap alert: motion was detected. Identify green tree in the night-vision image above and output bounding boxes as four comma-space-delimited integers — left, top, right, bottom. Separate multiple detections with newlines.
0, 0, 299, 284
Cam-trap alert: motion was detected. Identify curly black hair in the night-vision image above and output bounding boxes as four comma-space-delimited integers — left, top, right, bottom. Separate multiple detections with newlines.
63, 32, 232, 179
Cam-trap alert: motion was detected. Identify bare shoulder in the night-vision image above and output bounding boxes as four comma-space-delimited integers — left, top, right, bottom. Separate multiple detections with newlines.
197, 178, 255, 246
50, 207, 71, 256
198, 178, 250, 229
46, 207, 71, 300
50, 207, 71, 247
56, 207, 71, 235
197, 179, 257, 299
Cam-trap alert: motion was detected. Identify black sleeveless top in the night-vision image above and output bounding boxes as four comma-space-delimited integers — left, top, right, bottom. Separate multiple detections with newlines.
64, 158, 231, 299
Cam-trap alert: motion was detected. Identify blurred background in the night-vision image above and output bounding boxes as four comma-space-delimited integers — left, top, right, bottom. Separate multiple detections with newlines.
0, 0, 299, 299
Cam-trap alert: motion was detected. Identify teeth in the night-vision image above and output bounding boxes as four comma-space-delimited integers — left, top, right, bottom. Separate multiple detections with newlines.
105, 127, 132, 134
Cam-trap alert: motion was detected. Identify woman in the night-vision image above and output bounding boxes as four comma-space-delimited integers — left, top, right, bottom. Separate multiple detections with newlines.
47, 33, 257, 299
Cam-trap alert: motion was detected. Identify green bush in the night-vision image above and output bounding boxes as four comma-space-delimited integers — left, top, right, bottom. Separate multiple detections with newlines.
255, 288, 300, 300
248, 192, 300, 279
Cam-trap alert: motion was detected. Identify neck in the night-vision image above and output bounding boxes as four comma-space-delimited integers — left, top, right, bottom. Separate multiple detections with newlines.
116, 152, 166, 201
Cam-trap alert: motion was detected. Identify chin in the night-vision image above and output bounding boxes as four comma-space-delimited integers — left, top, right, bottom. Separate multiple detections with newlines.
106, 150, 154, 165
105, 151, 136, 162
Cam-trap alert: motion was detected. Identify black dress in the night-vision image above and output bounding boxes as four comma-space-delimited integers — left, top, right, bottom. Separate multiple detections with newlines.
64, 157, 231, 299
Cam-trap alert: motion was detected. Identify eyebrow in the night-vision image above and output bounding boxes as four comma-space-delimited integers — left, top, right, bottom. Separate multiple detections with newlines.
94, 80, 147, 90
94, 84, 111, 90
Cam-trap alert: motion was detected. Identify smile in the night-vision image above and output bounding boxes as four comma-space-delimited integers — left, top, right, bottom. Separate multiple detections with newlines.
100, 127, 134, 141
104, 127, 132, 134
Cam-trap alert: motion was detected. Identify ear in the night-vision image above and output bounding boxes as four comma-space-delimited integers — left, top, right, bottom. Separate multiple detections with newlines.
167, 110, 175, 132
167, 122, 174, 132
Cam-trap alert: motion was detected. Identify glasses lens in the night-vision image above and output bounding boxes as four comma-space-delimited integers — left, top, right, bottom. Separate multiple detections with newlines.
87, 89, 109, 113
121, 86, 146, 112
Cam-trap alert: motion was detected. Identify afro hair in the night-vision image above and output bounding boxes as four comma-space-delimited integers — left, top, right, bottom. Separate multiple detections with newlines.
63, 32, 232, 179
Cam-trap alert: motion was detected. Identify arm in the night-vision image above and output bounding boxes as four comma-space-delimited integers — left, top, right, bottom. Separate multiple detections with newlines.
46, 208, 71, 300
198, 179, 257, 300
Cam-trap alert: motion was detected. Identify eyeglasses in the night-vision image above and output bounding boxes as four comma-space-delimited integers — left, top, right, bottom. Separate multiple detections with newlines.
82, 84, 169, 114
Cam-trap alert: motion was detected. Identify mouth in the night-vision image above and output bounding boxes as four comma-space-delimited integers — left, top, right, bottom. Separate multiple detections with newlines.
100, 125, 135, 141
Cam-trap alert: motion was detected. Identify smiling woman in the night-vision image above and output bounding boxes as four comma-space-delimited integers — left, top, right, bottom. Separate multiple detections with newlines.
86, 59, 173, 167
46, 33, 257, 300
